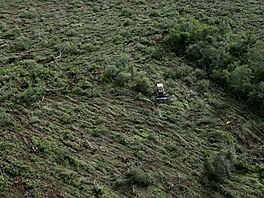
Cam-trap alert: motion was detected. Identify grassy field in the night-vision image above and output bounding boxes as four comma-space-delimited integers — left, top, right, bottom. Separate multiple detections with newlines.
0, 0, 264, 197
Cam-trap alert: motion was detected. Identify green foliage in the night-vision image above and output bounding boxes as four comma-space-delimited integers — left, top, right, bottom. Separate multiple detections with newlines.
206, 130, 234, 147
20, 85, 45, 103
4, 26, 21, 39
165, 18, 219, 55
59, 168, 78, 186
20, 9, 39, 19
24, 179, 39, 190
63, 130, 75, 141
101, 65, 119, 83
254, 65, 264, 82
80, 43, 98, 52
15, 36, 31, 51
54, 41, 81, 55
125, 167, 153, 187
0, 175, 9, 192
91, 186, 103, 198
115, 71, 132, 86
102, 63, 151, 95
120, 8, 133, 17
91, 127, 106, 138
229, 33, 257, 61
0, 113, 14, 127
132, 74, 151, 95
248, 82, 264, 113
165, 19, 264, 114
228, 65, 253, 97
205, 149, 236, 182
32, 136, 55, 155
4, 161, 32, 177
58, 152, 85, 170
166, 65, 193, 79
196, 79, 210, 93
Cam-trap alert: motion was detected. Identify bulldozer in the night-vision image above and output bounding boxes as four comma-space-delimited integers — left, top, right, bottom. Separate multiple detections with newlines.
155, 83, 168, 101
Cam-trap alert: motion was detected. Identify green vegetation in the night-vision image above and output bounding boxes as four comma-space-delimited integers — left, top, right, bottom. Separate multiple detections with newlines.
0, 0, 264, 197
205, 149, 236, 182
165, 18, 264, 114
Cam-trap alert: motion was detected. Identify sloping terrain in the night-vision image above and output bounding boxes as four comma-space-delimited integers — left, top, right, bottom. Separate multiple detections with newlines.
0, 0, 264, 197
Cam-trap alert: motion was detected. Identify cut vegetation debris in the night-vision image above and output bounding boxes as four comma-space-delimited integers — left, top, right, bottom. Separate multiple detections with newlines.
0, 0, 264, 197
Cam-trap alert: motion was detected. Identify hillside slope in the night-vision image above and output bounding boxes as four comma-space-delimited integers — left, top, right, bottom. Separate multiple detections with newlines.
0, 0, 264, 197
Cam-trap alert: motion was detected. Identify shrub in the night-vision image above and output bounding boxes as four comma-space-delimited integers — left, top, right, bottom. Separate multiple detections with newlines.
101, 65, 119, 82
132, 75, 151, 95
165, 18, 220, 55
229, 33, 257, 62
15, 36, 31, 51
24, 179, 38, 190
254, 65, 264, 82
91, 127, 106, 138
59, 168, 78, 186
80, 43, 97, 52
0, 113, 14, 127
121, 8, 133, 17
115, 71, 132, 86
19, 85, 45, 103
32, 136, 55, 155
125, 167, 153, 187
196, 79, 210, 93
248, 82, 264, 114
20, 9, 38, 19
205, 149, 236, 182
228, 65, 253, 97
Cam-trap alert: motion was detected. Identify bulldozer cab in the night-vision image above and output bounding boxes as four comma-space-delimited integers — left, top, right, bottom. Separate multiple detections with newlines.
157, 83, 165, 96
155, 83, 168, 100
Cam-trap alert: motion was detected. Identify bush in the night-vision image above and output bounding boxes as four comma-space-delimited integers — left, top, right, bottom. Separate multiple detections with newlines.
228, 65, 253, 97
254, 65, 264, 82
19, 85, 45, 103
248, 82, 264, 114
101, 65, 119, 82
125, 167, 153, 187
80, 43, 97, 52
165, 18, 220, 56
205, 149, 236, 182
115, 71, 132, 86
229, 33, 257, 62
15, 36, 31, 51
32, 136, 55, 155
121, 8, 133, 17
0, 113, 14, 127
133, 75, 151, 95
196, 79, 210, 93
101, 64, 152, 95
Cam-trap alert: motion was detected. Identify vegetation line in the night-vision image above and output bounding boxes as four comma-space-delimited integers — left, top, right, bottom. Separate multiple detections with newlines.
165, 18, 264, 115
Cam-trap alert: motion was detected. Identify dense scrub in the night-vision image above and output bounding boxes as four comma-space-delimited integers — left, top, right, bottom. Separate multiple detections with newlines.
165, 19, 264, 114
